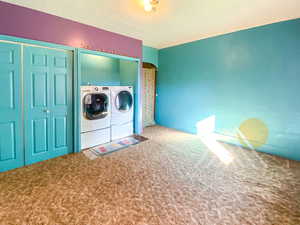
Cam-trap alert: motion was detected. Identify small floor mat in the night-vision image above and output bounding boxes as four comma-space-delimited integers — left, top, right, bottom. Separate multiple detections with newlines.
83, 135, 148, 160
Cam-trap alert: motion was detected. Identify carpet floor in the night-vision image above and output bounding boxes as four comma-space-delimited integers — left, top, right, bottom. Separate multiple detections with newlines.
0, 126, 299, 225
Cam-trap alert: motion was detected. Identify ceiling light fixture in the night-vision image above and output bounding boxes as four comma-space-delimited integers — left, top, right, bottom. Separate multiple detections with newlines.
144, 0, 159, 12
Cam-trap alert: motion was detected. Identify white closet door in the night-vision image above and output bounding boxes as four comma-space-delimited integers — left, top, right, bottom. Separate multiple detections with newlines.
142, 68, 156, 127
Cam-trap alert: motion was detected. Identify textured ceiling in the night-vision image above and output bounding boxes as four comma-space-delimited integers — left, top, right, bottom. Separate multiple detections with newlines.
2, 0, 300, 48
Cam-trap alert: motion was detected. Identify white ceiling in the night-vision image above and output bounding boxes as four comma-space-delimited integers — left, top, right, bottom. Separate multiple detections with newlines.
2, 0, 300, 49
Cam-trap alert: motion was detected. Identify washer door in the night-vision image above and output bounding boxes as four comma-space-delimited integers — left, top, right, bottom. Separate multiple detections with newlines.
83, 93, 109, 120
115, 91, 133, 112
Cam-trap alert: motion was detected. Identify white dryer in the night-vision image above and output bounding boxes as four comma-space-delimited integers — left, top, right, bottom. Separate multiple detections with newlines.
110, 86, 134, 140
81, 86, 111, 149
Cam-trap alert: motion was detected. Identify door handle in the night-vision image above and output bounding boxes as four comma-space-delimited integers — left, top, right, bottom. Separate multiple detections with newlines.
43, 109, 50, 114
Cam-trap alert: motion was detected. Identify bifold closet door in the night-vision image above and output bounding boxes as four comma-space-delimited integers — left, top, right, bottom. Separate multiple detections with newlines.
24, 46, 73, 165
0, 42, 24, 172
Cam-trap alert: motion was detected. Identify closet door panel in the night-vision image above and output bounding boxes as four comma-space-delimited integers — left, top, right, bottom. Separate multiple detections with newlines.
50, 50, 72, 155
24, 46, 73, 165
0, 42, 23, 172
24, 47, 51, 165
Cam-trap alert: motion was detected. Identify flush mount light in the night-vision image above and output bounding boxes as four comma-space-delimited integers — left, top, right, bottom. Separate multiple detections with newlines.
144, 0, 159, 12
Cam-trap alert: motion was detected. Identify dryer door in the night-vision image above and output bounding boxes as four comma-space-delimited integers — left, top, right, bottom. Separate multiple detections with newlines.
83, 93, 109, 120
115, 91, 133, 112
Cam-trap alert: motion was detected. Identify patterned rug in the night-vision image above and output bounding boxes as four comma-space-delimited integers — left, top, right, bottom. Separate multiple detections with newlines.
83, 135, 148, 159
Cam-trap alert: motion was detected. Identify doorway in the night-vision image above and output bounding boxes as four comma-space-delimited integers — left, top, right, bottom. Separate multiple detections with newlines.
142, 63, 157, 128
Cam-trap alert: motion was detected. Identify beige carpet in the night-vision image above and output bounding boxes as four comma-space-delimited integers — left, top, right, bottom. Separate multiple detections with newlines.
0, 126, 299, 225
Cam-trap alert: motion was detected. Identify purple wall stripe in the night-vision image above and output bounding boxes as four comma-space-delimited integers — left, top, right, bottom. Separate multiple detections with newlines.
0, 1, 142, 58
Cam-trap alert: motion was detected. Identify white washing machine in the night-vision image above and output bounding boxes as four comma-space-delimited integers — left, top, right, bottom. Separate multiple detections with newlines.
81, 86, 111, 149
110, 86, 134, 140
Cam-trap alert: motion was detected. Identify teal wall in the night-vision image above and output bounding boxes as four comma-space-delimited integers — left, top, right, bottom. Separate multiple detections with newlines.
119, 60, 139, 130
81, 53, 138, 87
157, 18, 300, 161
143, 46, 158, 68
120, 59, 138, 87
81, 54, 121, 86
80, 52, 139, 132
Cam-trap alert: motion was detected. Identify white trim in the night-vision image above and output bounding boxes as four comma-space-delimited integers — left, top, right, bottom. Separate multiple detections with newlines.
0, 39, 70, 53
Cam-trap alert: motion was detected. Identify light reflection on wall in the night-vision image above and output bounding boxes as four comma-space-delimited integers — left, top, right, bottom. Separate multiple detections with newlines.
196, 115, 234, 165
